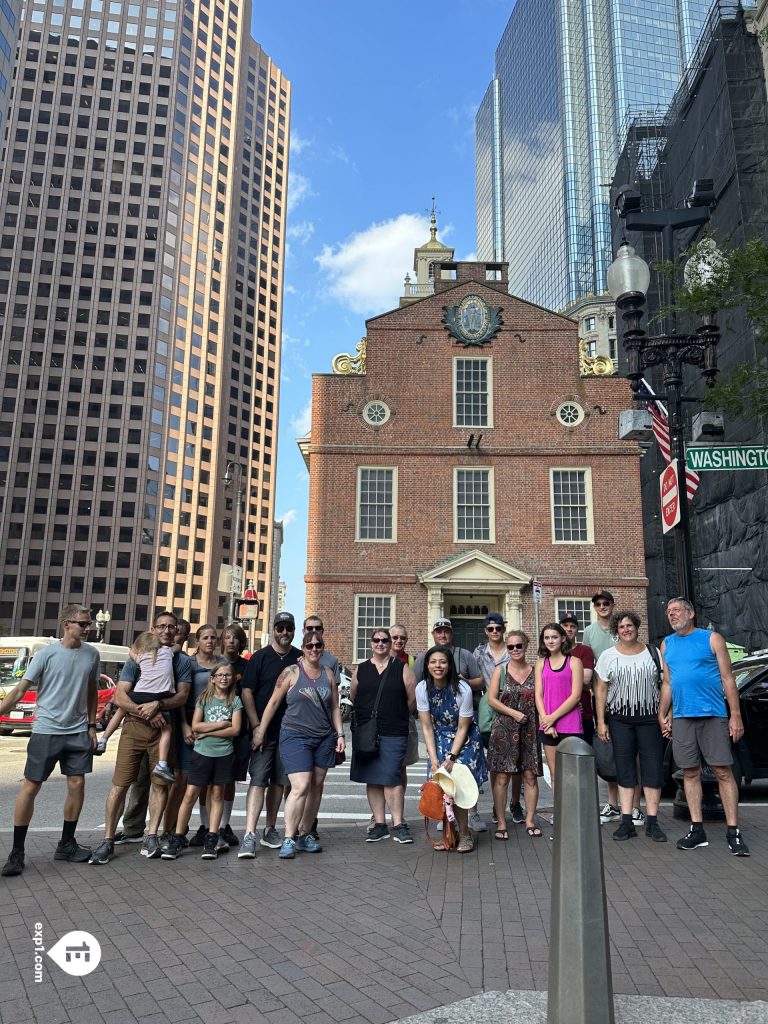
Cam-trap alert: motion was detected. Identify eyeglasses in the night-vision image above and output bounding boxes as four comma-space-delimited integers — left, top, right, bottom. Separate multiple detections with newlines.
372, 637, 391, 645
274, 624, 294, 633
212, 672, 233, 680
506, 643, 524, 650
486, 625, 503, 632
304, 642, 324, 650
390, 635, 407, 642
156, 624, 176, 631
594, 601, 612, 608
71, 620, 92, 628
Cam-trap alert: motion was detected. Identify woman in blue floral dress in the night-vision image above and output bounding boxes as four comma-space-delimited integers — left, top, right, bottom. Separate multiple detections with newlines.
416, 645, 488, 852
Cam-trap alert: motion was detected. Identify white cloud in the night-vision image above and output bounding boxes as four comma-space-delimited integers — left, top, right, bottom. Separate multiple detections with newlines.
290, 399, 312, 436
287, 220, 315, 244
290, 130, 312, 155
315, 213, 430, 315
288, 172, 315, 212
280, 509, 297, 526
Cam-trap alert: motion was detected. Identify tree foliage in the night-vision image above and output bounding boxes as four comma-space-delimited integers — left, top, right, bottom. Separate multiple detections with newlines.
653, 235, 768, 420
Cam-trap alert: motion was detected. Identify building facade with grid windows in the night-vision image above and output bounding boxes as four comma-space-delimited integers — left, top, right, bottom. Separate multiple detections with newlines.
476, 0, 712, 312
302, 235, 647, 666
0, 0, 290, 644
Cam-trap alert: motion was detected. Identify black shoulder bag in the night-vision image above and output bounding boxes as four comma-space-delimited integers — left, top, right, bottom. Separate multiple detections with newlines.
352, 658, 392, 757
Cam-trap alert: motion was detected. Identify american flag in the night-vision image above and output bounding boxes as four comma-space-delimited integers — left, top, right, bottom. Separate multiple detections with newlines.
641, 380, 700, 501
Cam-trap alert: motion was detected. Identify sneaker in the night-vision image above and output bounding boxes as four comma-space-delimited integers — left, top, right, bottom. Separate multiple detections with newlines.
94, 738, 108, 756
215, 835, 230, 853
365, 815, 376, 833
113, 830, 143, 845
727, 829, 750, 857
365, 823, 390, 842
612, 821, 637, 841
187, 824, 207, 847
392, 823, 414, 844
278, 837, 296, 859
600, 803, 621, 823
295, 833, 322, 853
1, 849, 25, 876
260, 826, 282, 849
632, 807, 645, 826
140, 835, 161, 859
160, 834, 183, 860
238, 832, 258, 859
201, 832, 218, 860
220, 824, 239, 847
468, 811, 487, 833
152, 762, 175, 784
54, 839, 92, 863
645, 822, 668, 843
676, 827, 708, 851
510, 802, 525, 825
89, 840, 115, 865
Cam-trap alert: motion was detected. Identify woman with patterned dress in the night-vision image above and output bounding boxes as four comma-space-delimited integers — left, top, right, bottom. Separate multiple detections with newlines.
487, 630, 543, 838
416, 645, 488, 853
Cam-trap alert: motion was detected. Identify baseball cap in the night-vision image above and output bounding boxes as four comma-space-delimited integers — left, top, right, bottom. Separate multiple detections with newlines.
433, 618, 453, 630
559, 612, 579, 627
273, 611, 295, 627
592, 589, 614, 604
484, 612, 506, 627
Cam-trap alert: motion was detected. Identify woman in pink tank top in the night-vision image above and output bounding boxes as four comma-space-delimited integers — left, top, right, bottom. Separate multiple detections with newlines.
534, 622, 584, 806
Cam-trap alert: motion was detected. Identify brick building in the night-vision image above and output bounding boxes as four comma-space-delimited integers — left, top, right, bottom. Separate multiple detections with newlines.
303, 228, 648, 665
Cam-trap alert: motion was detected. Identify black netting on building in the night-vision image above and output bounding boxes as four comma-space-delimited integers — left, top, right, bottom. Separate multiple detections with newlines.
612, 3, 768, 649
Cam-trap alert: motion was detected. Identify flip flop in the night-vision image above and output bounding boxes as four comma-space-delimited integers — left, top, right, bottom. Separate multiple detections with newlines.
494, 828, 509, 841
526, 825, 542, 838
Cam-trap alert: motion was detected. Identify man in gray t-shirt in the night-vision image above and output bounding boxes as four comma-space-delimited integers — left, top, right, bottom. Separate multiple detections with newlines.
0, 605, 101, 877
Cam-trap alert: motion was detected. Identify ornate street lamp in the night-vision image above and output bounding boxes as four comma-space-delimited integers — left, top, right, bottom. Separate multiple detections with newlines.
607, 242, 722, 605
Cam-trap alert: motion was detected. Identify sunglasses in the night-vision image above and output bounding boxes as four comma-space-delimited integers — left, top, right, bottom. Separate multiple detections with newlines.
71, 620, 92, 627
372, 637, 391, 645
304, 642, 324, 650
274, 624, 294, 632
486, 625, 503, 632
506, 642, 525, 650
594, 601, 612, 608
390, 635, 407, 641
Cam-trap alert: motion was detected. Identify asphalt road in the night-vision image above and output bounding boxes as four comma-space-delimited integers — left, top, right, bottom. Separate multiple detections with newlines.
2, 726, 765, 836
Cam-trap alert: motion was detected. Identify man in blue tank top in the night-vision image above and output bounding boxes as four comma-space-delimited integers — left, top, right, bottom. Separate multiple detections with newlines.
658, 597, 749, 856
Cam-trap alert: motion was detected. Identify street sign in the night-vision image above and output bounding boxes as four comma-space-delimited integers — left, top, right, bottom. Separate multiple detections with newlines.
660, 460, 680, 534
231, 564, 243, 593
686, 445, 768, 471
532, 579, 542, 604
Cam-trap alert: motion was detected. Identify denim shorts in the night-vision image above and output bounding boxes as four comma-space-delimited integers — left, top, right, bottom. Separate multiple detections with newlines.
279, 730, 336, 775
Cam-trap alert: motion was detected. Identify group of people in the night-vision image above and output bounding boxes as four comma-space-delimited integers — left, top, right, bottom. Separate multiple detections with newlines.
0, 589, 750, 877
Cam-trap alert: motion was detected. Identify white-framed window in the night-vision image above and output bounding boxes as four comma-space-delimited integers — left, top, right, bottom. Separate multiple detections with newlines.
354, 594, 394, 662
454, 356, 492, 427
356, 467, 397, 542
454, 467, 494, 542
584, 316, 596, 332
555, 598, 594, 641
362, 400, 390, 426
555, 400, 585, 427
550, 468, 593, 544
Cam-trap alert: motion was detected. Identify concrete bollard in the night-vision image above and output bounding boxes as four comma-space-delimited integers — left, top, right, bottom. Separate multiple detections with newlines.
547, 736, 614, 1024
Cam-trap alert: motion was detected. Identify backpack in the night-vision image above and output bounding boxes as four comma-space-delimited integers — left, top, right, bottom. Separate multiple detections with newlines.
419, 781, 458, 851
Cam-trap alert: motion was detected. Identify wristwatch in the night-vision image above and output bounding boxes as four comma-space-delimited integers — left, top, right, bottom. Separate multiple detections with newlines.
88, 722, 97, 729
447, 752, 457, 762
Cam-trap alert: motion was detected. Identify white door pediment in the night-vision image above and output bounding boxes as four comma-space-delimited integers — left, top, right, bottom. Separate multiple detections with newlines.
418, 549, 531, 589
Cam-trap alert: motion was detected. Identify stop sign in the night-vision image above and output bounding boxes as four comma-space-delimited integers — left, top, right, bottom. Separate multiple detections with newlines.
660, 460, 681, 534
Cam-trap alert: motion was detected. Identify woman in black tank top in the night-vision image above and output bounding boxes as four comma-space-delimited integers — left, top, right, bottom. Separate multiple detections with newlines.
350, 629, 417, 844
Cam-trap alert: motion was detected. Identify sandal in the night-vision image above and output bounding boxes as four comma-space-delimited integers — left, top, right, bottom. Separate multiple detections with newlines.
457, 834, 474, 854
494, 828, 509, 841
526, 825, 542, 838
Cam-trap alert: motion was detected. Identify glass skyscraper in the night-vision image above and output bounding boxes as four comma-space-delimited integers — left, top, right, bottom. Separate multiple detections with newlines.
476, 0, 712, 311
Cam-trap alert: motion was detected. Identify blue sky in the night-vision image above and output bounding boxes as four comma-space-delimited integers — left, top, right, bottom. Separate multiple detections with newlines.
251, 1, 513, 616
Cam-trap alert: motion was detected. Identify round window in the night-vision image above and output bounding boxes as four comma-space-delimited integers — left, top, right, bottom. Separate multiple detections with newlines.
362, 400, 391, 426
556, 401, 585, 427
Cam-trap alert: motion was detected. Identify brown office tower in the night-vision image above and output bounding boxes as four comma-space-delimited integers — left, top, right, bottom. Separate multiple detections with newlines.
0, 1, 290, 644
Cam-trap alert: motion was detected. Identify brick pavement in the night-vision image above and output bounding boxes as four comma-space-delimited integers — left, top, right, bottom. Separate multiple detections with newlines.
1, 808, 766, 1024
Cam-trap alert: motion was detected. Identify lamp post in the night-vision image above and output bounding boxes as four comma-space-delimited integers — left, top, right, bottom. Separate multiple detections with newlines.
223, 461, 244, 624
95, 608, 111, 643
607, 242, 721, 607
